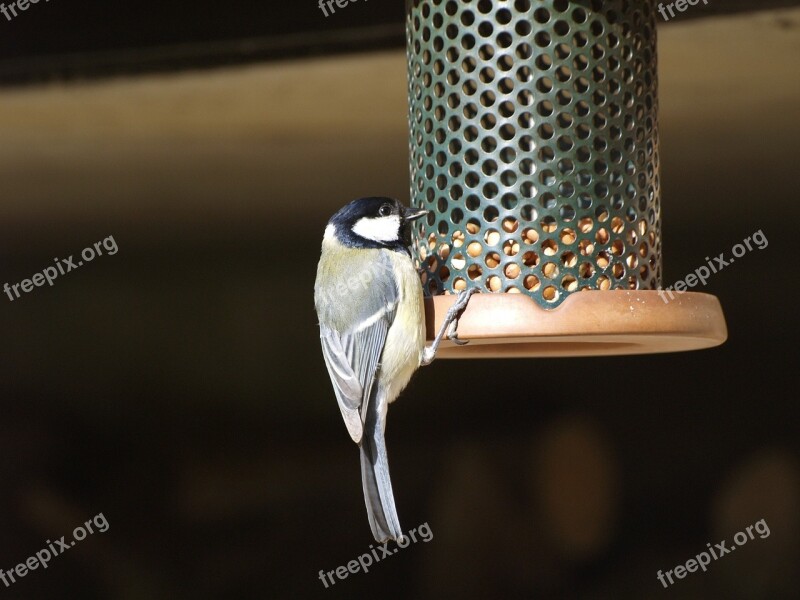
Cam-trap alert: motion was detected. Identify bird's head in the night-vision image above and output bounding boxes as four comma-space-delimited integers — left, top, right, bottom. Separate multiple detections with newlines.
325, 197, 428, 252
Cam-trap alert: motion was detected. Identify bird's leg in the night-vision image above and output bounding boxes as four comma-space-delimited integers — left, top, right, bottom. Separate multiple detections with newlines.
421, 288, 479, 366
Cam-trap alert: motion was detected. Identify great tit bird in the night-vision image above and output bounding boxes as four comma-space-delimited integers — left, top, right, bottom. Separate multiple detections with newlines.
314, 197, 476, 542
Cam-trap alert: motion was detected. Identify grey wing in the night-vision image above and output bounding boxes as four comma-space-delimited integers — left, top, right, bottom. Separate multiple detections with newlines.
319, 254, 399, 444
320, 330, 366, 443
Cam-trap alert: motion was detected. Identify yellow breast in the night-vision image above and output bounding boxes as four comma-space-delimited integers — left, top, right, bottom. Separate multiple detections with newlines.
378, 250, 426, 404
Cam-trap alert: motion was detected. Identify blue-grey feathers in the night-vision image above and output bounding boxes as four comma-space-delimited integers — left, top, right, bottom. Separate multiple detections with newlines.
320, 330, 365, 443
360, 391, 403, 542
319, 313, 393, 444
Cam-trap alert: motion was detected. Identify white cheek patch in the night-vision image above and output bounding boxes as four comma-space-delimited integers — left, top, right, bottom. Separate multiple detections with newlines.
352, 215, 401, 243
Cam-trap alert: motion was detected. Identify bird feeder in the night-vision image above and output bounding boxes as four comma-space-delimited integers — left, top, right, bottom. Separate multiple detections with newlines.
407, 0, 726, 358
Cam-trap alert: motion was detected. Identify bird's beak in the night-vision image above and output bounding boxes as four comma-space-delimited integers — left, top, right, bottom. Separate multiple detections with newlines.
402, 206, 429, 222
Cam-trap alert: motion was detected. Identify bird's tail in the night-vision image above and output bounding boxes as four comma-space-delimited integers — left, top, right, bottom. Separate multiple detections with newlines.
360, 420, 403, 542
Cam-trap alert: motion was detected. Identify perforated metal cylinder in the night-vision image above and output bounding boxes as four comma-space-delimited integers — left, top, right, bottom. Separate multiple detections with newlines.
407, 0, 662, 308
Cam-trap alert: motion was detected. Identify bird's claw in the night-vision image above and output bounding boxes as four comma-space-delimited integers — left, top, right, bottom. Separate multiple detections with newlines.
446, 318, 469, 345
445, 288, 478, 346
421, 288, 478, 366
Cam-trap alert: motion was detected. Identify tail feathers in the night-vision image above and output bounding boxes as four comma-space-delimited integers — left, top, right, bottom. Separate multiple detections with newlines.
360, 429, 403, 542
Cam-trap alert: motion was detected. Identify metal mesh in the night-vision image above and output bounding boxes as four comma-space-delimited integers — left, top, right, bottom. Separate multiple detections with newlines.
407, 0, 662, 308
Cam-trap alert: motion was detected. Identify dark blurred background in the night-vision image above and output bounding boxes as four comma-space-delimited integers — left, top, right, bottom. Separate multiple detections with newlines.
0, 1, 799, 598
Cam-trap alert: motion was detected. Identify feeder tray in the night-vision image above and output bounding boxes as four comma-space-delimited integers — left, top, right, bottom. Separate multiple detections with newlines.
407, 0, 726, 358
425, 290, 727, 358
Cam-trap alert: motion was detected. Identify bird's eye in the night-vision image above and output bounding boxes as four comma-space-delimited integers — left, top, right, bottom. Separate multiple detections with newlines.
379, 204, 392, 217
